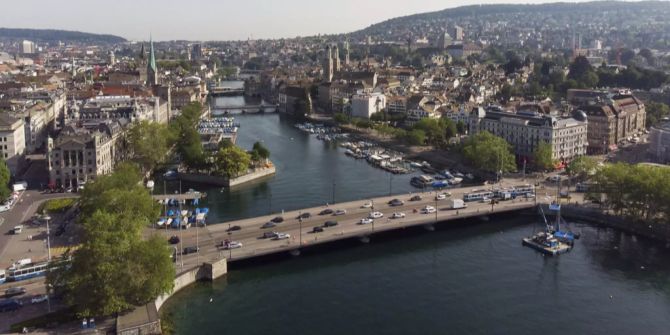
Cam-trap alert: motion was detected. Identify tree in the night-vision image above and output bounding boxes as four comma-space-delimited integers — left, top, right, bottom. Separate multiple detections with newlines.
48, 167, 173, 317
533, 142, 556, 171
414, 119, 445, 147
405, 129, 426, 146
645, 102, 670, 128
441, 118, 458, 140
567, 156, 598, 181
462, 131, 516, 174
214, 146, 251, 179
127, 121, 171, 173
333, 113, 350, 124
0, 156, 10, 199
456, 120, 467, 135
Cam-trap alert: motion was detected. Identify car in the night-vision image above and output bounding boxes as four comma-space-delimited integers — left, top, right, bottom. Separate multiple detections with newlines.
312, 226, 324, 233
409, 195, 422, 201
391, 212, 406, 219
334, 209, 347, 216
525, 193, 536, 199
435, 192, 451, 200
261, 221, 277, 229
273, 232, 291, 240
547, 175, 561, 183
4, 287, 27, 298
0, 299, 22, 312
324, 220, 338, 227
421, 206, 437, 214
31, 295, 48, 304
359, 218, 374, 225
271, 216, 284, 223
181, 246, 199, 255
319, 209, 334, 215
221, 241, 243, 250
226, 225, 242, 232
297, 212, 312, 219
388, 199, 404, 207
361, 202, 373, 208
168, 235, 180, 245
369, 211, 384, 219
262, 231, 278, 239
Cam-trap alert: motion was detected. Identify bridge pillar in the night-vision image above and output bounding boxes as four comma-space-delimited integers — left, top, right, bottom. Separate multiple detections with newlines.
289, 249, 301, 257
358, 236, 371, 244
423, 224, 435, 232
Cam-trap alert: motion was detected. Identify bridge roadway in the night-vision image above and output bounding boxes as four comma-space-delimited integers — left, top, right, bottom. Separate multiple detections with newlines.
169, 183, 543, 272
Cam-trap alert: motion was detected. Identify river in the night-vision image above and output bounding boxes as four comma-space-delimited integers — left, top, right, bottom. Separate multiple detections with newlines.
160, 96, 670, 334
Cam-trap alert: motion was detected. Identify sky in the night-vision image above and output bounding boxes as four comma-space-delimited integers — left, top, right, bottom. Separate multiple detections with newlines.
2, 0, 606, 41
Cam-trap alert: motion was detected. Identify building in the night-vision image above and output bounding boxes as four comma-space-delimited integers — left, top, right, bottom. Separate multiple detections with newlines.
574, 90, 646, 154
451, 26, 464, 41
405, 96, 445, 126
323, 45, 334, 82
351, 92, 386, 119
386, 96, 408, 115
649, 121, 670, 163
46, 120, 126, 188
146, 39, 158, 86
0, 114, 26, 175
470, 106, 588, 163
77, 96, 168, 124
21, 40, 36, 54
278, 86, 311, 116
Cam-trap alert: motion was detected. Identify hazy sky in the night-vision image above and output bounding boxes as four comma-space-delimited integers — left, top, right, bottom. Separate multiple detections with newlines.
4, 0, 599, 41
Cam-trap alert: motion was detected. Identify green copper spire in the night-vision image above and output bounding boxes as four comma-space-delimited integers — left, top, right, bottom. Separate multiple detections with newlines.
148, 37, 157, 73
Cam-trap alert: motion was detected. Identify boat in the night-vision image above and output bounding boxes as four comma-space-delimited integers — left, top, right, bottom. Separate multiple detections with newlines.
410, 161, 423, 168
522, 206, 572, 255
449, 177, 463, 185
163, 170, 178, 180
411, 175, 433, 188
548, 202, 580, 244
431, 181, 449, 188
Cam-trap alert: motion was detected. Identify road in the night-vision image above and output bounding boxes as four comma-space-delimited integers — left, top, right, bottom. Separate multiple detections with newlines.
170, 180, 556, 272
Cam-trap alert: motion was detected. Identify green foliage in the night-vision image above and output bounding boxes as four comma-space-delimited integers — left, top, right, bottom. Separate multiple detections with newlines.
405, 129, 426, 145
590, 163, 670, 221
456, 120, 467, 135
412, 118, 457, 147
333, 113, 351, 124
170, 103, 208, 171
214, 145, 251, 178
39, 198, 76, 214
532, 142, 556, 171
0, 156, 10, 199
127, 121, 172, 173
567, 156, 598, 180
48, 166, 172, 317
249, 142, 270, 167
462, 131, 517, 173
643, 102, 669, 129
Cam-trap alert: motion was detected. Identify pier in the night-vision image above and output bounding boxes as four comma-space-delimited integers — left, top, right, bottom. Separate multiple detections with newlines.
169, 182, 545, 271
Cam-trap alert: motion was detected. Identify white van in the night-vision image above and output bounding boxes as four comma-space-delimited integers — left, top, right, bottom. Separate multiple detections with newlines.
13, 225, 23, 234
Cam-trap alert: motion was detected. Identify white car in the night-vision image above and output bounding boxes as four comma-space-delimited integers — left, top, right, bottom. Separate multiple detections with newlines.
525, 193, 536, 199
369, 211, 384, 219
334, 209, 347, 216
391, 212, 406, 219
361, 202, 373, 208
223, 241, 243, 250
31, 295, 48, 304
273, 233, 291, 240
435, 192, 451, 200
360, 218, 374, 225
421, 206, 437, 214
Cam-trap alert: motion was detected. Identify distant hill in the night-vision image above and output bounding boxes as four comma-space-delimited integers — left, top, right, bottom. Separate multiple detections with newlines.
0, 28, 126, 44
353, 1, 670, 39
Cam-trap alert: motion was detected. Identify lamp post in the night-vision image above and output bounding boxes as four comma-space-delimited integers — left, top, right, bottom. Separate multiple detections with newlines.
44, 214, 52, 262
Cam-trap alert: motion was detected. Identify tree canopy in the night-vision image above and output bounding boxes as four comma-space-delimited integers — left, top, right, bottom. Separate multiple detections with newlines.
462, 131, 517, 174
127, 121, 172, 173
532, 142, 556, 171
213, 145, 251, 179
49, 164, 173, 317
0, 156, 10, 199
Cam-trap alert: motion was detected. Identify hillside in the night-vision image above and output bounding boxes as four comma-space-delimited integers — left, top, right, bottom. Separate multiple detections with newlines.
0, 28, 126, 44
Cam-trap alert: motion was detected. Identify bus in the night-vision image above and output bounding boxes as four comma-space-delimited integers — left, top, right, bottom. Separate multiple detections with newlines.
463, 190, 494, 202
6, 261, 49, 282
512, 184, 535, 197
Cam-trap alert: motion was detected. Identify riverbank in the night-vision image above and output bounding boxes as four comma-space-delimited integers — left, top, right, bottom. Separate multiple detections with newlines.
178, 164, 276, 188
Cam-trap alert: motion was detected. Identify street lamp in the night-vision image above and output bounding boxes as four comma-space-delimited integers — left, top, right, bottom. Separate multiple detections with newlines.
44, 214, 52, 262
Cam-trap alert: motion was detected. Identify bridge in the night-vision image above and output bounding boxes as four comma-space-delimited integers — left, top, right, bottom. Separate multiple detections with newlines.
211, 104, 278, 114
209, 87, 245, 96
166, 181, 550, 272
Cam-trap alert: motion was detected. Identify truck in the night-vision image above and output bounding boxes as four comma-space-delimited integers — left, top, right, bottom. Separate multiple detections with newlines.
12, 181, 27, 192
448, 199, 467, 209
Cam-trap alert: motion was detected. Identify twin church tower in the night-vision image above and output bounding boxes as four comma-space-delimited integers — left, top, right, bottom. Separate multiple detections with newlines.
323, 41, 350, 82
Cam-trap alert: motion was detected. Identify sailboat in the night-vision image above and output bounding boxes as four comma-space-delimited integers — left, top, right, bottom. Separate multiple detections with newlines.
522, 206, 572, 255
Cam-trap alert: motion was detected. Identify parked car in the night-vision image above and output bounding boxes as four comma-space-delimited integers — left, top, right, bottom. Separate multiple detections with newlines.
324, 221, 339, 227
168, 235, 180, 245
312, 226, 324, 233
271, 216, 284, 223
297, 212, 311, 219
261, 221, 277, 229
4, 287, 26, 298
181, 246, 199, 255
0, 299, 22, 312
334, 209, 347, 216
388, 199, 404, 207
369, 211, 384, 219
391, 212, 406, 219
31, 295, 48, 304
435, 192, 451, 200
226, 225, 242, 232
360, 218, 374, 225
319, 209, 334, 215
361, 202, 373, 208
409, 195, 422, 201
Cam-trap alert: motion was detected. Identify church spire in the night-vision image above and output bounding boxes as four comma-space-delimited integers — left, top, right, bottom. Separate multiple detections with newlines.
147, 35, 158, 86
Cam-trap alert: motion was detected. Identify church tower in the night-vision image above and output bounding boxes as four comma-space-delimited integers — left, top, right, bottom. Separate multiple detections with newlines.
147, 38, 158, 86
344, 41, 350, 66
323, 45, 333, 82
333, 45, 341, 73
